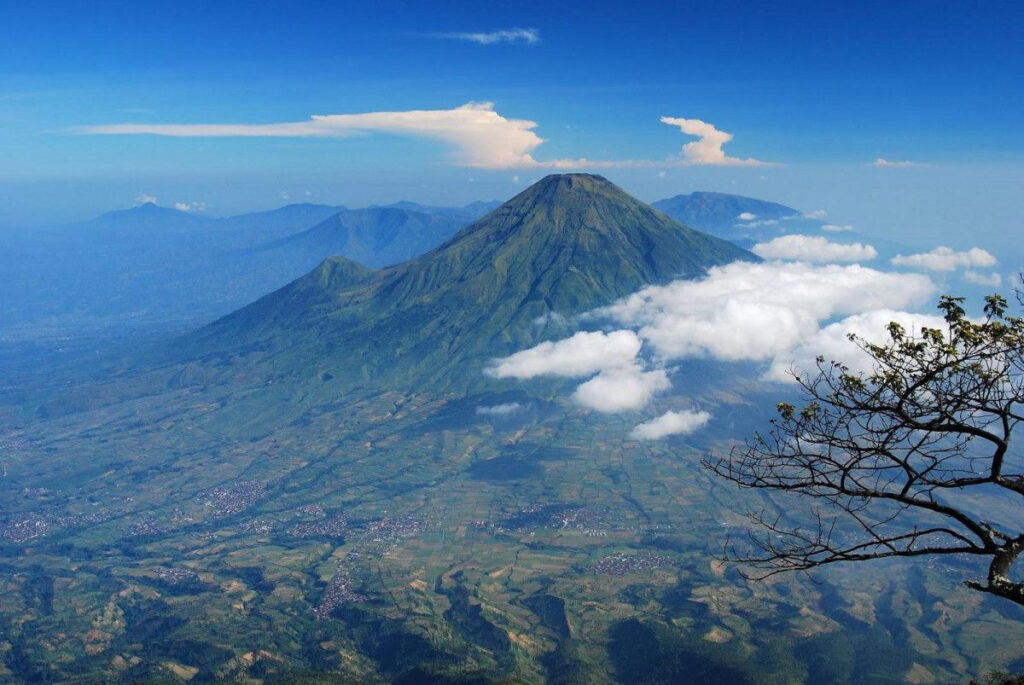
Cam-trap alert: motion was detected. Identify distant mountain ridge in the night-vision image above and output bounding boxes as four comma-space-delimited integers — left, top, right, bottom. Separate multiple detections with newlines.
263, 202, 499, 269
652, 191, 804, 248
0, 200, 492, 337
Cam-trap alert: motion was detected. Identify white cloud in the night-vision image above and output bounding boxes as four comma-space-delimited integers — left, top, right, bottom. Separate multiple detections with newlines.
135, 193, 158, 205
964, 270, 1002, 287
737, 212, 757, 221
630, 410, 711, 440
174, 201, 207, 212
764, 309, 950, 382
660, 117, 772, 166
487, 330, 641, 379
79, 102, 548, 169
873, 158, 916, 167
736, 218, 778, 229
573, 365, 669, 412
476, 402, 524, 416
493, 263, 937, 414
891, 246, 997, 271
437, 28, 540, 45
84, 108, 775, 171
752, 235, 877, 263
804, 209, 828, 220
821, 223, 853, 232
598, 262, 935, 363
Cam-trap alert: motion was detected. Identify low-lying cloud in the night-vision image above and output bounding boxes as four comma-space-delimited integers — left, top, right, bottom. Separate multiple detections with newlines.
486, 330, 641, 379
573, 365, 669, 412
752, 235, 877, 263
489, 262, 937, 415
476, 402, 524, 416
598, 262, 934, 363
630, 410, 711, 440
764, 309, 949, 382
891, 246, 997, 271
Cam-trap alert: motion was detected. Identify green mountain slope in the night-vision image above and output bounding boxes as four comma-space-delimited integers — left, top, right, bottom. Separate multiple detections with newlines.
194, 174, 754, 388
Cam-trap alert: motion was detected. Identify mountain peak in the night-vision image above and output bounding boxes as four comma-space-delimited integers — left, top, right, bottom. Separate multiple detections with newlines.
519, 173, 620, 201
196, 174, 755, 389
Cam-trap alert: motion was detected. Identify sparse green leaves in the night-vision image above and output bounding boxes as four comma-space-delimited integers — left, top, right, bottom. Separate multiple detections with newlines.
708, 292, 1024, 608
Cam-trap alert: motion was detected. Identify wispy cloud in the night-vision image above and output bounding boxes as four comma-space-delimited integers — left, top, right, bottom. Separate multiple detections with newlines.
476, 402, 524, 416
79, 106, 774, 170
135, 193, 158, 205
753, 235, 877, 263
77, 102, 548, 169
435, 28, 540, 45
804, 209, 828, 220
964, 270, 1002, 287
821, 223, 853, 232
174, 201, 207, 212
891, 246, 997, 271
660, 117, 773, 166
872, 157, 916, 167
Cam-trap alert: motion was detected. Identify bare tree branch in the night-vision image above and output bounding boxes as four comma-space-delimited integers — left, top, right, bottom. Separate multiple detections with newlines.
704, 294, 1024, 606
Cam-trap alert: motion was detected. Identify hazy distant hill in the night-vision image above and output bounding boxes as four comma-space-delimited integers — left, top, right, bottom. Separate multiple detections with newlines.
653, 191, 801, 243
0, 201, 494, 338
262, 202, 498, 269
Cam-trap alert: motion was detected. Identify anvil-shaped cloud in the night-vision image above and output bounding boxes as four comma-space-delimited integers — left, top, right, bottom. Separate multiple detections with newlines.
78, 102, 548, 169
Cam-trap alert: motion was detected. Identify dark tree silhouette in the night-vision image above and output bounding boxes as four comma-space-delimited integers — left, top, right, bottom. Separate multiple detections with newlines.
704, 294, 1024, 606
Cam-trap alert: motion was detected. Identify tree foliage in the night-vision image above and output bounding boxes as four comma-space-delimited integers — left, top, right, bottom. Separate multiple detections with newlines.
705, 294, 1024, 606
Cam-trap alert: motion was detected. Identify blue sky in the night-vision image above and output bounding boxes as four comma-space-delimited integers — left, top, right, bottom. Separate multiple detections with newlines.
1, 0, 1021, 252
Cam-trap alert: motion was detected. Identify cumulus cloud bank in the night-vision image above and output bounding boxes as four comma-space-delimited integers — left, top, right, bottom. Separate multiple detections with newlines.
660, 117, 771, 166
630, 410, 711, 440
598, 262, 934, 364
764, 309, 950, 382
891, 246, 997, 271
80, 102, 549, 169
752, 235, 877, 263
490, 262, 937, 414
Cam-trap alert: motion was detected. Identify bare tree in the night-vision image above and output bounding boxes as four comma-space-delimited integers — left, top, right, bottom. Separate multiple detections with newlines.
704, 294, 1024, 606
